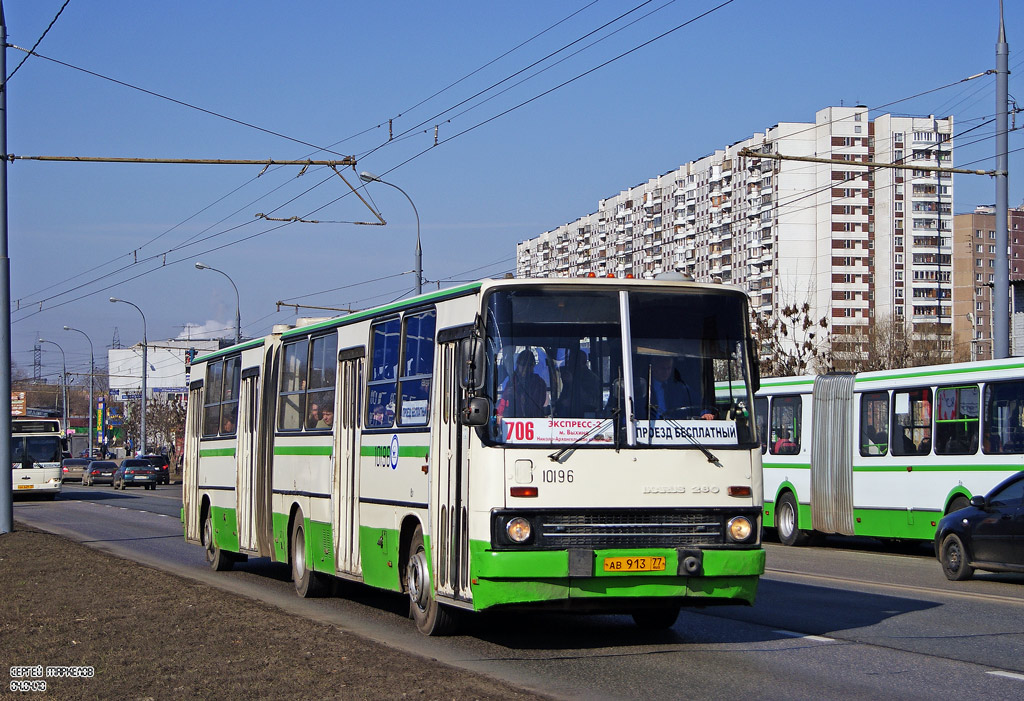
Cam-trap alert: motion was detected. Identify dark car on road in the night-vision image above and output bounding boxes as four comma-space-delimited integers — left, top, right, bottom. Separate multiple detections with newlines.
113, 459, 158, 490
61, 457, 91, 482
936, 470, 1024, 581
82, 460, 118, 486
141, 454, 171, 485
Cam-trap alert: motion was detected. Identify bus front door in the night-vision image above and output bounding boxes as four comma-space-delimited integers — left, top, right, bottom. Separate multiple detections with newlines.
236, 370, 260, 553
432, 341, 472, 603
334, 353, 364, 575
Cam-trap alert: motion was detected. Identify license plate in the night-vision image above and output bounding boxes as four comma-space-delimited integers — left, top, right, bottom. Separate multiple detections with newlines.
17, 484, 33, 489
602, 556, 666, 572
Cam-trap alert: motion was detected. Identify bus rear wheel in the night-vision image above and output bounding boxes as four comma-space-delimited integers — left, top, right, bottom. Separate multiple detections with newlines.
406, 525, 456, 636
776, 492, 808, 546
203, 510, 234, 571
291, 516, 328, 598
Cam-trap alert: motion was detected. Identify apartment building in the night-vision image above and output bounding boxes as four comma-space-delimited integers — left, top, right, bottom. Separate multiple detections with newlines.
517, 106, 954, 362
951, 205, 1024, 360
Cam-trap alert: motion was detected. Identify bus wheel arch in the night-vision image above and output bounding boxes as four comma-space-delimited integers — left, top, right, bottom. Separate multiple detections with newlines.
775, 490, 808, 547
945, 492, 971, 515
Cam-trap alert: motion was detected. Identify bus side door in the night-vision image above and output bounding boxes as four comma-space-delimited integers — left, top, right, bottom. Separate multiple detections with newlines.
334, 350, 364, 575
432, 340, 472, 603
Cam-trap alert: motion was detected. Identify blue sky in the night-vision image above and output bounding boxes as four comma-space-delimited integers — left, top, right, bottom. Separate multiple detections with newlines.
5, 0, 1021, 382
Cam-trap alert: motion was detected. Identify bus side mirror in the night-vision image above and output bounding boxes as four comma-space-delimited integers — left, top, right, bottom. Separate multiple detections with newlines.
461, 397, 490, 426
460, 337, 486, 391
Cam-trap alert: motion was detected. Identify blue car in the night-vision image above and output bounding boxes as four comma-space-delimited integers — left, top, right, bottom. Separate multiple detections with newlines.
936, 470, 1024, 581
113, 459, 158, 491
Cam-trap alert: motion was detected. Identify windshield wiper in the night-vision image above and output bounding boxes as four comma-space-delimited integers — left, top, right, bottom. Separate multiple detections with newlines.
548, 408, 619, 463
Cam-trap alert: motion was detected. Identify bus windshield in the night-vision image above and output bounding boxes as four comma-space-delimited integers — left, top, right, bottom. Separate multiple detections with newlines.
483, 286, 757, 447
11, 436, 63, 466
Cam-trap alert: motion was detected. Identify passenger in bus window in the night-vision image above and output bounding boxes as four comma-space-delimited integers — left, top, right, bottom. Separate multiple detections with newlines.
306, 402, 320, 429
498, 350, 548, 418
316, 407, 334, 429
773, 429, 797, 454
554, 350, 601, 417
222, 416, 235, 434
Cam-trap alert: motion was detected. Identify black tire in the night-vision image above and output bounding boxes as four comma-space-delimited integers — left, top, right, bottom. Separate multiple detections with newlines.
291, 516, 328, 598
631, 605, 680, 630
776, 492, 808, 546
406, 524, 456, 635
203, 509, 234, 571
940, 533, 974, 581
947, 495, 970, 515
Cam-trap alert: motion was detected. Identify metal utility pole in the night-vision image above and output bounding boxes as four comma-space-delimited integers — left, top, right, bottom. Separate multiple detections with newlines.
65, 326, 95, 457
0, 2, 12, 534
994, 0, 1010, 358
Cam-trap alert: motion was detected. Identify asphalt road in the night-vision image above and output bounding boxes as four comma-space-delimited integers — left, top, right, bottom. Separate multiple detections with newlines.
13, 485, 1024, 699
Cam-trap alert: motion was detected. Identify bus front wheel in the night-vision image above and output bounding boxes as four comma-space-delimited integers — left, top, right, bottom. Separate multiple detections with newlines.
631, 605, 680, 630
406, 525, 456, 636
776, 492, 808, 546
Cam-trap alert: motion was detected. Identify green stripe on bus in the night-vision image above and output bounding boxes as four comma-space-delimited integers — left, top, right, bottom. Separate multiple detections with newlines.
853, 360, 1024, 384
200, 448, 236, 457
852, 464, 1018, 473
274, 446, 333, 456
358, 445, 430, 458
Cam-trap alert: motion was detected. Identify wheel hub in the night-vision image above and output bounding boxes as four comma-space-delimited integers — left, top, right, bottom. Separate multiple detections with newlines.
407, 550, 430, 612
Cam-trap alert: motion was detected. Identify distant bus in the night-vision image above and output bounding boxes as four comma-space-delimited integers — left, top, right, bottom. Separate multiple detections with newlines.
183, 277, 765, 634
756, 358, 1024, 545
11, 417, 64, 499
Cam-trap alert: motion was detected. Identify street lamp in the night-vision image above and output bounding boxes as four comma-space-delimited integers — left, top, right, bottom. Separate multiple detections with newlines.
359, 171, 422, 295
195, 261, 241, 345
37, 338, 68, 431
110, 297, 148, 455
64, 326, 94, 457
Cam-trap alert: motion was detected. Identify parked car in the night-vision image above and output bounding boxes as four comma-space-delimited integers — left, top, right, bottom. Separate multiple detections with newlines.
113, 459, 158, 490
82, 460, 118, 486
60, 458, 91, 482
936, 470, 1024, 581
141, 454, 171, 485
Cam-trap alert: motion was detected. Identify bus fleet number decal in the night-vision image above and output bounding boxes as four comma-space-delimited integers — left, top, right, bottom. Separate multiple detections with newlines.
542, 468, 573, 484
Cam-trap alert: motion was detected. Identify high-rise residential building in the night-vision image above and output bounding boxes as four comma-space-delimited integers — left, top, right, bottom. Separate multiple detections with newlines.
951, 205, 1024, 360
517, 106, 954, 364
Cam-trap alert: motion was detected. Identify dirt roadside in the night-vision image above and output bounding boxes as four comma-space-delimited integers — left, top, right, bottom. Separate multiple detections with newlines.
0, 523, 546, 700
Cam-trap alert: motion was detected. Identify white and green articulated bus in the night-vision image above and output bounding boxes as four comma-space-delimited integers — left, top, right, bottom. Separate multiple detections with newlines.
183, 277, 765, 634
756, 358, 1024, 546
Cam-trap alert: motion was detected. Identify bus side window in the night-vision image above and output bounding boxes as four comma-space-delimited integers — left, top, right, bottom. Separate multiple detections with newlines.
769, 395, 801, 456
983, 380, 1024, 454
754, 396, 768, 454
935, 385, 979, 455
891, 387, 931, 456
859, 391, 888, 456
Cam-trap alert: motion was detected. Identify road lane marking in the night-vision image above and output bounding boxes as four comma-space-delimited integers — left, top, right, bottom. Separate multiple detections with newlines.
766, 567, 1024, 607
987, 667, 1024, 679
773, 629, 834, 643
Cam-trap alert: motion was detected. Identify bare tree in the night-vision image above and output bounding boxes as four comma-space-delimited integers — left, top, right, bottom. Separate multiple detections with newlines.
832, 314, 949, 372
751, 303, 833, 377
118, 397, 186, 455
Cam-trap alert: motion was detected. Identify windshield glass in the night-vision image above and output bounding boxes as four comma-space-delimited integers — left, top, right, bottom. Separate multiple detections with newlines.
628, 291, 756, 446
484, 289, 621, 445
482, 286, 756, 447
11, 436, 63, 466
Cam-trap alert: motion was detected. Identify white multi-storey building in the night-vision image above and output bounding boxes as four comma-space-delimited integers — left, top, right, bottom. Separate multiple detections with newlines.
517, 106, 954, 355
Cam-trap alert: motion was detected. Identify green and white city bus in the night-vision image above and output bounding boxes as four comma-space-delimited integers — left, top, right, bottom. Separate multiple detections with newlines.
756, 358, 1024, 546
183, 277, 765, 634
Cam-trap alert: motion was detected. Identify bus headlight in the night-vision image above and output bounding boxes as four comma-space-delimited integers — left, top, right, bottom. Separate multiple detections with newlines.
506, 517, 532, 543
726, 516, 753, 542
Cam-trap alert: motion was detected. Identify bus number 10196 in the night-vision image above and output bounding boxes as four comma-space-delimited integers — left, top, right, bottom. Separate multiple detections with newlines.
542, 469, 573, 484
